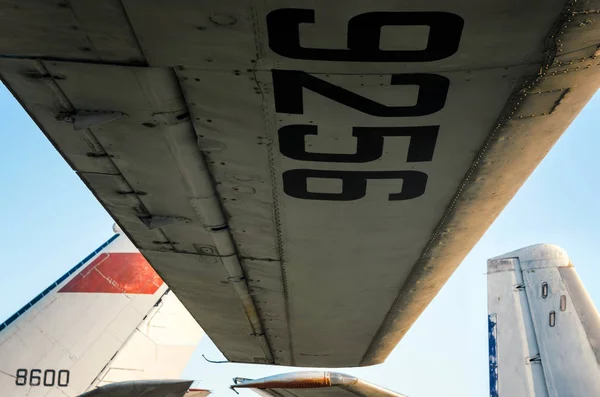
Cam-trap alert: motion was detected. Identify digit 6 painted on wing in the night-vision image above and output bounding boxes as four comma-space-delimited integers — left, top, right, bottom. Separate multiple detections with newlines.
283, 169, 428, 201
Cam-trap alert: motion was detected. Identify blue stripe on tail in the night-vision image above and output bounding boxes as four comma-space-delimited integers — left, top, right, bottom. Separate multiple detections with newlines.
0, 233, 119, 333
489, 313, 499, 397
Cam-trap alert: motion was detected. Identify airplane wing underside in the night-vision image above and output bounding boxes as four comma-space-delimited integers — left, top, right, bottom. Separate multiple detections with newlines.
1, 0, 599, 367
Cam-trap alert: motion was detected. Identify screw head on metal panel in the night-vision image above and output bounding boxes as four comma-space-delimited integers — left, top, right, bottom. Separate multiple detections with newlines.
196, 245, 215, 255
55, 113, 75, 123
209, 13, 237, 26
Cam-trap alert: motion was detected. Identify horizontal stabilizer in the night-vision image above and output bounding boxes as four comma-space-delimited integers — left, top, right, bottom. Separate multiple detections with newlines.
231, 371, 406, 397
78, 380, 194, 397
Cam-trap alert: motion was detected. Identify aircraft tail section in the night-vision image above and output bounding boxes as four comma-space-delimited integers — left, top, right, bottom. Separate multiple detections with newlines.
0, 225, 203, 397
488, 244, 600, 397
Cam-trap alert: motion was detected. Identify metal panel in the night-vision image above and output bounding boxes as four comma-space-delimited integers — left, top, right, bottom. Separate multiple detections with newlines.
523, 266, 600, 396
122, 0, 257, 69
488, 256, 549, 397
176, 67, 279, 261
141, 249, 268, 363
0, 58, 120, 174
560, 267, 600, 366
255, 66, 530, 366
243, 259, 290, 365
0, 0, 143, 63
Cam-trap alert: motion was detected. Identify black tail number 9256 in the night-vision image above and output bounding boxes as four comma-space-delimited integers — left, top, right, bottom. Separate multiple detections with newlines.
266, 9, 464, 201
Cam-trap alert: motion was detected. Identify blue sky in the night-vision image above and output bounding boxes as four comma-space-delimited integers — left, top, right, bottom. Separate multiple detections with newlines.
0, 83, 598, 397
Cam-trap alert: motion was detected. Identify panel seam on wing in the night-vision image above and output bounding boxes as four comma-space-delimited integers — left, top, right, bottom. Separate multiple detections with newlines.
251, 1, 295, 364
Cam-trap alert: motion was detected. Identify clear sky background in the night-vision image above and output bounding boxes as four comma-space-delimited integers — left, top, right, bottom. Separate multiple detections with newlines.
0, 83, 599, 397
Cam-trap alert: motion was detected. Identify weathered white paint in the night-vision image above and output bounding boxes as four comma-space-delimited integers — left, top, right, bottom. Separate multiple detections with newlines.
488, 245, 600, 397
91, 291, 203, 388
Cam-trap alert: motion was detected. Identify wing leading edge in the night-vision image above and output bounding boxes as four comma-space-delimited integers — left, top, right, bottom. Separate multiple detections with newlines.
1, 0, 599, 367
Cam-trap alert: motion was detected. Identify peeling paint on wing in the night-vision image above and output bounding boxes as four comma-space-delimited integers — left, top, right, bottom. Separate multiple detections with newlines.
489, 313, 499, 397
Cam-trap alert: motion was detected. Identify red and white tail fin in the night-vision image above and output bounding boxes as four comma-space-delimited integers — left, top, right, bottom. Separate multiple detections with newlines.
488, 244, 600, 397
0, 225, 204, 397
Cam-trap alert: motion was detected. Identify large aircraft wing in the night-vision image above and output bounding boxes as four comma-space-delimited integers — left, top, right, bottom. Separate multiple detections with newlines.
0, 226, 204, 397
231, 372, 406, 397
1, 0, 599, 367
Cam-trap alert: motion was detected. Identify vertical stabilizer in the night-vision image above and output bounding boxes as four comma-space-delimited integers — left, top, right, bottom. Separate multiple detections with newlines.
488, 244, 600, 397
0, 226, 203, 397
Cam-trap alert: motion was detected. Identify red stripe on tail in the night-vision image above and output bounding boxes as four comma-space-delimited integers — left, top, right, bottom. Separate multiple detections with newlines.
59, 253, 164, 294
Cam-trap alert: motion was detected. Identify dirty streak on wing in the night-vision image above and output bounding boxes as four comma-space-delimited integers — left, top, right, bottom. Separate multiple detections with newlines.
0, 0, 599, 367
